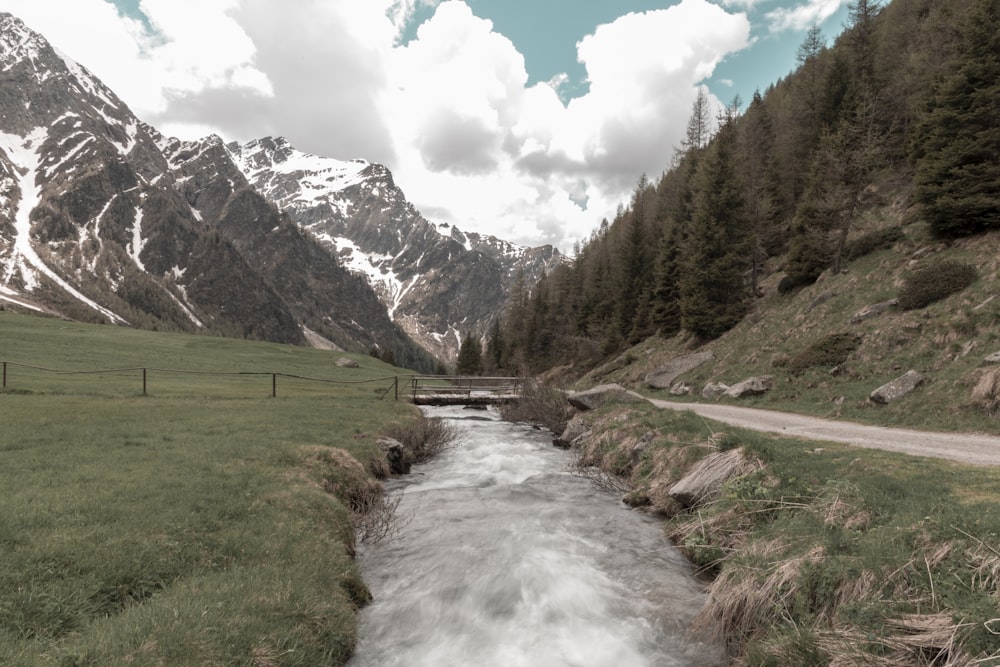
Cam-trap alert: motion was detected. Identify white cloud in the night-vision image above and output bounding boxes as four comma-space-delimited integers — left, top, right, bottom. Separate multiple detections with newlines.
766, 0, 848, 32
0, 0, 752, 252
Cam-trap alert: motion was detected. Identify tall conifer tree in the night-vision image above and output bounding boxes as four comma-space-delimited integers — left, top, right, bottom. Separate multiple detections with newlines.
679, 112, 752, 340
914, 0, 1000, 237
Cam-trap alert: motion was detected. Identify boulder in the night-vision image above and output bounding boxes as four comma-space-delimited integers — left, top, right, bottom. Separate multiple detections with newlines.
668, 448, 756, 508
336, 357, 360, 368
567, 383, 642, 411
850, 299, 898, 324
553, 415, 591, 449
645, 350, 714, 389
724, 375, 774, 399
701, 382, 730, 399
984, 351, 1000, 365
870, 370, 925, 404
669, 382, 692, 396
376, 437, 412, 475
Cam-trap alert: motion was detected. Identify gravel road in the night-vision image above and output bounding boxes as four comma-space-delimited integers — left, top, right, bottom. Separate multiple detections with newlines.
644, 398, 1000, 467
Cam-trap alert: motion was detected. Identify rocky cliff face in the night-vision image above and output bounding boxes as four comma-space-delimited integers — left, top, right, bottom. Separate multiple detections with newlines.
228, 137, 562, 361
0, 13, 433, 369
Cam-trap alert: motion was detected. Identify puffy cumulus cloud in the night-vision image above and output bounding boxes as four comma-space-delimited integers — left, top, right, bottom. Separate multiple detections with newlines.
216, 0, 399, 163
384, 1, 526, 175
383, 0, 750, 251
385, 0, 442, 40
568, 0, 750, 183
766, 0, 849, 32
0, 0, 754, 252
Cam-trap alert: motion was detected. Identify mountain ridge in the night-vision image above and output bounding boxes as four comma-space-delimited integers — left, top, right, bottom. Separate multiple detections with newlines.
0, 12, 557, 367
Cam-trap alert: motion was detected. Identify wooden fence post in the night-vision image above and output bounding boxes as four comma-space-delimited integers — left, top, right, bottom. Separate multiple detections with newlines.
2, 361, 6, 389
272, 373, 277, 398
143, 368, 147, 395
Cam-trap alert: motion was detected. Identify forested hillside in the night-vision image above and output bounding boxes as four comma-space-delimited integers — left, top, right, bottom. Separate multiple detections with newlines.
485, 0, 999, 378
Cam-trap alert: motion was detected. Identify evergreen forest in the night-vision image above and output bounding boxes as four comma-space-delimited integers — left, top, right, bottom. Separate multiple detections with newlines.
466, 0, 999, 377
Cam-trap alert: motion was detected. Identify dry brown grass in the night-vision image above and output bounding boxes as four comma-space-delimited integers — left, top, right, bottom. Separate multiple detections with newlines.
693, 544, 826, 647
815, 615, 974, 667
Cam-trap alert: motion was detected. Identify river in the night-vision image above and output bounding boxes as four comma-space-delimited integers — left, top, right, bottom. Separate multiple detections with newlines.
348, 405, 724, 667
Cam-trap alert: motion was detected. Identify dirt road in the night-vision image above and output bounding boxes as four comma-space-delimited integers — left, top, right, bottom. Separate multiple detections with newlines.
644, 398, 1000, 467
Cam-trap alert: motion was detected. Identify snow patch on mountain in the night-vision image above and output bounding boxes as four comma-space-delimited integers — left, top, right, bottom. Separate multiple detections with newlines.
0, 127, 126, 323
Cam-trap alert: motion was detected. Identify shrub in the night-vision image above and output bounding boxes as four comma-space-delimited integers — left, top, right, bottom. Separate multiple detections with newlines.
787, 333, 863, 374
897, 260, 978, 310
842, 226, 904, 262
498, 381, 576, 435
383, 414, 459, 464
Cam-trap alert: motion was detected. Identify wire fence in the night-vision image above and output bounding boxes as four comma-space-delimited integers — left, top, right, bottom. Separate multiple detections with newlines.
0, 360, 403, 399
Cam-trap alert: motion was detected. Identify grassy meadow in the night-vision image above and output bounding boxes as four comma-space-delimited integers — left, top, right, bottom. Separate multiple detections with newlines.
0, 311, 418, 665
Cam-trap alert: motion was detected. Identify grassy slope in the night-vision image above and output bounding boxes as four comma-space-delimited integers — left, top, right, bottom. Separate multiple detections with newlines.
0, 311, 417, 666
579, 180, 1000, 435
573, 402, 1000, 665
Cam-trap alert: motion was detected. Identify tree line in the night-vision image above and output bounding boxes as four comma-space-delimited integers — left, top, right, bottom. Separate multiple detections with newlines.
453, 0, 998, 377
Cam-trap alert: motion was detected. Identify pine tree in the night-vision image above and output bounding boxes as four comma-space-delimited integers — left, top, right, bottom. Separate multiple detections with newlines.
649, 220, 683, 336
617, 175, 652, 340
679, 114, 752, 340
682, 87, 714, 153
455, 331, 483, 376
914, 0, 1000, 237
739, 90, 784, 294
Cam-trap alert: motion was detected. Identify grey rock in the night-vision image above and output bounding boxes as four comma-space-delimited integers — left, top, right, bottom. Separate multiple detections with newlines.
669, 382, 692, 396
701, 382, 730, 399
870, 370, 925, 404
669, 448, 756, 508
376, 437, 413, 475
336, 357, 360, 368
645, 350, 714, 389
850, 299, 898, 324
553, 415, 590, 449
724, 376, 774, 399
984, 352, 1000, 365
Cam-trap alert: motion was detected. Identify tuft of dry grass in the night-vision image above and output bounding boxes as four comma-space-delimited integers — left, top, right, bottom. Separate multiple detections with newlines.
693, 544, 826, 647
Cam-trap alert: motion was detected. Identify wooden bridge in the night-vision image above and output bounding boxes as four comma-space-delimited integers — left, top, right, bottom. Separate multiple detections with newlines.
398, 375, 526, 406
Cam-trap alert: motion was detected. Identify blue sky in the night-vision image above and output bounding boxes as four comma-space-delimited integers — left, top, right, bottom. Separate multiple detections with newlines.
401, 1, 850, 110
0, 0, 853, 252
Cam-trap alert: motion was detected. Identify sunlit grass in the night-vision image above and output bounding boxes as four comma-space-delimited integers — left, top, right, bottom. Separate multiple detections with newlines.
0, 312, 417, 665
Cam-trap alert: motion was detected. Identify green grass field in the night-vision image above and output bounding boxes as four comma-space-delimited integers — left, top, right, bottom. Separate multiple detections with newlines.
0, 312, 418, 665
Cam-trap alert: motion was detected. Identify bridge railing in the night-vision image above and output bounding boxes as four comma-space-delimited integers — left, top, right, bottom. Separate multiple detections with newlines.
405, 375, 526, 404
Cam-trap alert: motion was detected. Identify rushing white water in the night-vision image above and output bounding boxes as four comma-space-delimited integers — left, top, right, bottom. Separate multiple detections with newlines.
348, 406, 723, 667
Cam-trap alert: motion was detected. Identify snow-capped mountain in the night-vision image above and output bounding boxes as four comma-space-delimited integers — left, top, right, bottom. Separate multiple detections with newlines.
227, 138, 561, 361
0, 12, 559, 366
0, 13, 434, 369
